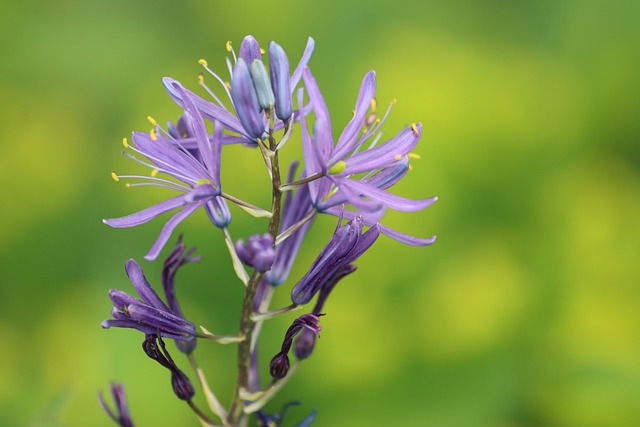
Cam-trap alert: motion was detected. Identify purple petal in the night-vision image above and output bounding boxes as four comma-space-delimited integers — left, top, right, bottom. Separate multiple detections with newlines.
296, 88, 322, 203
317, 176, 384, 212
230, 59, 266, 140
290, 37, 315, 90
239, 35, 262, 64
331, 71, 377, 164
269, 41, 292, 121
378, 224, 437, 246
108, 289, 139, 310
144, 200, 207, 261
103, 194, 188, 228
126, 303, 195, 339
339, 178, 438, 212
340, 124, 422, 176
302, 67, 333, 165
125, 259, 170, 311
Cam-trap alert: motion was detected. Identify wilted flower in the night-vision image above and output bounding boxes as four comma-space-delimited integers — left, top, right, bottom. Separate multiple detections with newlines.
102, 259, 196, 343
269, 314, 322, 379
291, 216, 379, 305
143, 334, 195, 401
103, 86, 230, 261
298, 67, 437, 245
98, 383, 135, 427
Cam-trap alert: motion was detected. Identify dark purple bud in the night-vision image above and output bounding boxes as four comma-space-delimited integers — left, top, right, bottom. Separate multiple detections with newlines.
270, 352, 290, 379
293, 328, 316, 360
270, 314, 322, 378
98, 383, 135, 427
171, 369, 196, 401
239, 35, 262, 64
268, 41, 292, 121
230, 58, 266, 140
250, 59, 275, 111
235, 233, 275, 272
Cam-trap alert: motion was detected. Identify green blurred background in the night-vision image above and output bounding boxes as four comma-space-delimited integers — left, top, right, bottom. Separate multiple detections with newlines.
1, 0, 639, 426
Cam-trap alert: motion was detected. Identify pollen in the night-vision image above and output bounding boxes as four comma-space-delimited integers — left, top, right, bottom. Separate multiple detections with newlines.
150, 128, 157, 141
198, 59, 208, 67
394, 154, 403, 161
411, 123, 419, 136
125, 183, 132, 188
408, 164, 414, 172
226, 41, 233, 52
260, 48, 266, 55
122, 137, 129, 148
147, 116, 157, 126
198, 73, 204, 84
408, 153, 421, 160
370, 98, 377, 112
150, 169, 159, 177
328, 161, 347, 175
111, 172, 120, 182
225, 81, 231, 89
196, 178, 212, 185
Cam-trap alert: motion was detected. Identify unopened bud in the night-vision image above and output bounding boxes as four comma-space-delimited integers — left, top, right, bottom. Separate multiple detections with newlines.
293, 328, 317, 360
268, 41, 292, 121
235, 233, 275, 272
250, 59, 275, 111
230, 58, 266, 140
270, 352, 290, 379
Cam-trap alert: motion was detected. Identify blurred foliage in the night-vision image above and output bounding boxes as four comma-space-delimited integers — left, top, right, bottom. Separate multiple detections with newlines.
1, 0, 639, 426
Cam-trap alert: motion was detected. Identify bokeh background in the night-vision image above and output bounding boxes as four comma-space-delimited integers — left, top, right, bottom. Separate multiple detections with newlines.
1, 0, 639, 426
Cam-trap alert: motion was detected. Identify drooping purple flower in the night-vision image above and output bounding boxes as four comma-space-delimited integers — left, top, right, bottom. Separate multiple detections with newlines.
162, 238, 201, 353
298, 67, 437, 245
235, 233, 276, 273
103, 85, 230, 261
163, 36, 315, 144
98, 383, 135, 427
269, 314, 322, 379
266, 161, 315, 286
291, 216, 379, 305
102, 259, 196, 343
142, 334, 195, 401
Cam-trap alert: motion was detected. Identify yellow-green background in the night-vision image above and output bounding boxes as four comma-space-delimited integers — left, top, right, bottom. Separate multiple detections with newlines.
1, 1, 639, 426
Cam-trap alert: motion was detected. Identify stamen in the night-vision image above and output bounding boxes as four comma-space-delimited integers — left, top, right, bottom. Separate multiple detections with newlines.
150, 128, 157, 141
370, 98, 377, 112
408, 164, 414, 172
122, 137, 129, 148
198, 59, 208, 67
151, 169, 159, 177
125, 183, 132, 188
198, 73, 204, 84
224, 81, 231, 90
147, 116, 157, 126
394, 154, 403, 161
225, 41, 233, 52
196, 178, 213, 185
259, 48, 266, 55
411, 123, 419, 136
408, 153, 421, 160
111, 172, 120, 182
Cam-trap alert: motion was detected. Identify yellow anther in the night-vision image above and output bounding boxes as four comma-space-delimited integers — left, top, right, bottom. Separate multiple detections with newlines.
111, 172, 120, 182
328, 161, 347, 175
198, 59, 208, 67
352, 109, 356, 117
150, 128, 157, 141
411, 123, 419, 136
147, 116, 157, 126
408, 164, 414, 172
370, 98, 377, 112
375, 118, 381, 124
196, 178, 213, 185
392, 99, 397, 104
125, 183, 132, 188
225, 81, 231, 89
226, 41, 233, 52
408, 153, 421, 160
394, 154, 403, 161
198, 73, 204, 84
122, 137, 129, 148
260, 48, 266, 55
150, 169, 159, 177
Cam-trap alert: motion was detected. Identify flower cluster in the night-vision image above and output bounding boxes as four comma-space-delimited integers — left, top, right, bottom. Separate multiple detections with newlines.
101, 35, 436, 427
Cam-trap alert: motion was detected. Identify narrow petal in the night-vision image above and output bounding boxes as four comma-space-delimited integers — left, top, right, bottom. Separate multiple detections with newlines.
125, 259, 170, 311
339, 178, 437, 212
230, 59, 266, 140
103, 194, 188, 228
331, 71, 377, 164
290, 37, 315, 90
239, 35, 262, 64
144, 200, 207, 261
340, 123, 422, 176
317, 176, 383, 212
302, 67, 333, 164
296, 87, 322, 203
378, 224, 437, 246
269, 41, 292, 120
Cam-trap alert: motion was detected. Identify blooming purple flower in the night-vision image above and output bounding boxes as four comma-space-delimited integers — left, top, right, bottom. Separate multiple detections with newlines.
163, 35, 315, 144
298, 67, 437, 245
98, 383, 135, 427
103, 85, 230, 261
142, 334, 195, 401
269, 314, 322, 379
102, 259, 196, 343
235, 233, 276, 272
256, 402, 317, 427
291, 216, 379, 305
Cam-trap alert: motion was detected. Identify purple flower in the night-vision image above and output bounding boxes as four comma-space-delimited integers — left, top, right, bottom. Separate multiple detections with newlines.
162, 238, 201, 353
256, 402, 317, 427
163, 35, 315, 144
235, 233, 276, 272
269, 314, 322, 379
142, 334, 195, 401
98, 383, 135, 427
102, 259, 196, 343
266, 161, 315, 286
298, 67, 437, 245
103, 85, 230, 261
291, 216, 379, 305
